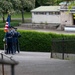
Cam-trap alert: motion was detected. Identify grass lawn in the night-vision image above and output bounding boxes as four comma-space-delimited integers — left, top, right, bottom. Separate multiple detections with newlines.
0, 12, 31, 19
0, 12, 31, 28
11, 12, 32, 18
0, 21, 20, 28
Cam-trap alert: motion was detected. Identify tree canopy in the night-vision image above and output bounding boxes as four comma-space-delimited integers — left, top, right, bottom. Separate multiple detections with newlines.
0, 0, 35, 22
0, 0, 13, 22
35, 0, 75, 7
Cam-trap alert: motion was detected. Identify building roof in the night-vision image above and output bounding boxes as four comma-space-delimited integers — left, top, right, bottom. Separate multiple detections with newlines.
31, 6, 60, 12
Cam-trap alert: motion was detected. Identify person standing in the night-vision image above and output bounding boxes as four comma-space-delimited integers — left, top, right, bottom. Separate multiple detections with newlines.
15, 29, 21, 53
5, 26, 13, 54
10, 27, 17, 54
11, 27, 21, 54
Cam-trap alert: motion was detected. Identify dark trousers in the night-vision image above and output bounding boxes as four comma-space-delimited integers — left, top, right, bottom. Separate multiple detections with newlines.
7, 42, 13, 54
16, 40, 20, 53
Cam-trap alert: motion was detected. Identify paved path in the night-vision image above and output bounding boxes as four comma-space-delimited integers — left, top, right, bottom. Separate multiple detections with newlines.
0, 50, 75, 75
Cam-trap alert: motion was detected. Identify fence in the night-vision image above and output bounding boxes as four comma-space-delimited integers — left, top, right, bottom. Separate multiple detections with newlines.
0, 53, 19, 75
51, 38, 75, 59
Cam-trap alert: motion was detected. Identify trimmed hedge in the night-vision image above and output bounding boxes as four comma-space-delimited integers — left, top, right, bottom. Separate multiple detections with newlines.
0, 29, 75, 53
0, 29, 5, 49
19, 30, 52, 52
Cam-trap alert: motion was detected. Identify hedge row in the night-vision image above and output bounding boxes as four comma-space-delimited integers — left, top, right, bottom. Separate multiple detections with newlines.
0, 29, 75, 53
19, 30, 52, 52
0, 21, 20, 28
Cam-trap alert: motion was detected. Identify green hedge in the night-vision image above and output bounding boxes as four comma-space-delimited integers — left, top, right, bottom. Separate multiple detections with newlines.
19, 30, 53, 52
0, 29, 75, 53
0, 29, 5, 49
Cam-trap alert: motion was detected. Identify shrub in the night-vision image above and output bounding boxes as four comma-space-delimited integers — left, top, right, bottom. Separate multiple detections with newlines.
19, 30, 52, 52
0, 29, 5, 49
0, 29, 75, 53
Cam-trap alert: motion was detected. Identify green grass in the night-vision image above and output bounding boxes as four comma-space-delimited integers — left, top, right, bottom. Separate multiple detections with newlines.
0, 12, 31, 19
0, 20, 20, 28
0, 12, 31, 28
11, 12, 32, 18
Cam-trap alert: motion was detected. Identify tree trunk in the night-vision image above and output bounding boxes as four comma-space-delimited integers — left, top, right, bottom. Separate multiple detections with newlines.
2, 13, 5, 22
21, 10, 24, 23
21, 0, 24, 23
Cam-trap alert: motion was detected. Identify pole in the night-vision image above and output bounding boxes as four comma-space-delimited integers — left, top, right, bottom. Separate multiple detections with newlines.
51, 40, 53, 58
11, 65, 15, 75
62, 38, 65, 59
1, 54, 5, 75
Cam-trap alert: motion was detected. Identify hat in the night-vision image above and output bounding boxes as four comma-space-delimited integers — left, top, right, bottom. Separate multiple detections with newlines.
8, 26, 12, 28
10, 26, 14, 28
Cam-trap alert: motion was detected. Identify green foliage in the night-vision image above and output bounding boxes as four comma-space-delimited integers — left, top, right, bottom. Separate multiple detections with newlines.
0, 0, 13, 22
19, 30, 52, 52
35, 0, 66, 7
0, 29, 5, 49
0, 12, 31, 19
0, 29, 75, 53
0, 0, 34, 22
13, 0, 35, 11
0, 0, 13, 12
11, 12, 31, 18
68, 1, 75, 9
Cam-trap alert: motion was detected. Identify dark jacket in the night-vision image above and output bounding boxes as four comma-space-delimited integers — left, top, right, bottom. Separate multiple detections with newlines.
12, 31, 21, 43
5, 31, 13, 43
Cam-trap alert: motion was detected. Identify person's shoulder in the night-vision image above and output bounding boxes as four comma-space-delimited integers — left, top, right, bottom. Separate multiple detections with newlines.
18, 32, 21, 37
6, 32, 8, 34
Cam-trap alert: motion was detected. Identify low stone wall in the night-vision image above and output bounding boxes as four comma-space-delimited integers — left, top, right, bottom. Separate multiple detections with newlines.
21, 23, 60, 29
52, 53, 75, 60
32, 23, 60, 29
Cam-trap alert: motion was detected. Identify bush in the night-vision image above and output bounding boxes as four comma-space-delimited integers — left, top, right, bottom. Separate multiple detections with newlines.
19, 30, 52, 52
1, 29, 75, 53
0, 29, 5, 49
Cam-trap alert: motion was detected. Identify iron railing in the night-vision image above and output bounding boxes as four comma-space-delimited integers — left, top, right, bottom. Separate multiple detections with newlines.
51, 38, 75, 59
0, 52, 19, 75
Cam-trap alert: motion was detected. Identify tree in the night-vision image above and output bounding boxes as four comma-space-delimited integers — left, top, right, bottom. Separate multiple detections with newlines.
0, 0, 13, 22
13, 0, 35, 23
35, 0, 74, 6
35, 0, 51, 7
